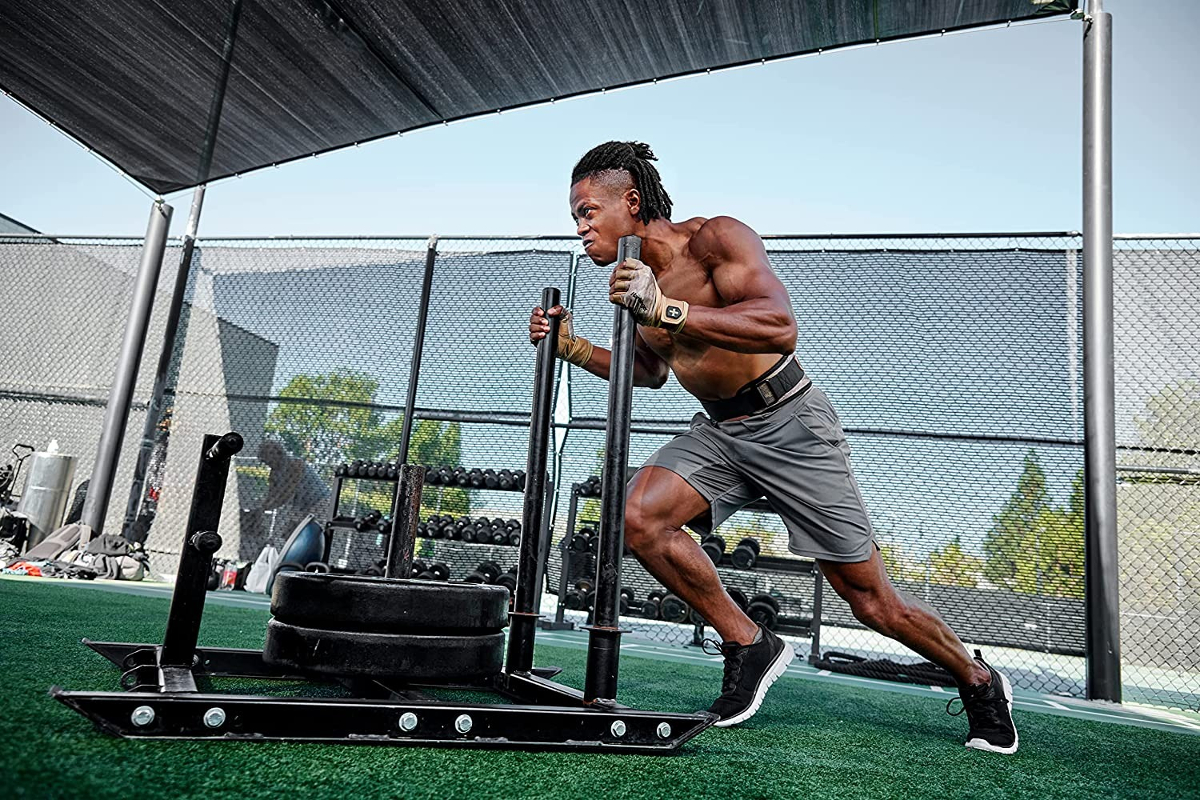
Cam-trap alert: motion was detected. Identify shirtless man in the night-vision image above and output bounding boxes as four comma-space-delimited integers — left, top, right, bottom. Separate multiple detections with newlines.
528, 141, 1018, 753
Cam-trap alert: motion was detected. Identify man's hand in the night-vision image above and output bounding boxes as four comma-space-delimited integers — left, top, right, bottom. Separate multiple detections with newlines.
529, 305, 594, 366
608, 258, 689, 333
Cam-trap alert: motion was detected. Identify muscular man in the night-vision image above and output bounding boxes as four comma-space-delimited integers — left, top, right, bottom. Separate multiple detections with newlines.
529, 141, 1018, 754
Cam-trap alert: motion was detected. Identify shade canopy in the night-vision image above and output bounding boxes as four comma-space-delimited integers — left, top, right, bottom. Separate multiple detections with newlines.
0, 1, 1076, 194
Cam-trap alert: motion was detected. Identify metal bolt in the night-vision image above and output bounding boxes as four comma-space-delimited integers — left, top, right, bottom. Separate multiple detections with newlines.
610, 719, 627, 737
454, 714, 473, 734
130, 706, 155, 727
399, 712, 418, 732
656, 722, 672, 739
203, 707, 226, 728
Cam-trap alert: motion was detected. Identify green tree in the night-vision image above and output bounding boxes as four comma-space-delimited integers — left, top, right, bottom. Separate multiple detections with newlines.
928, 536, 985, 588
983, 451, 1049, 589
983, 450, 1084, 598
264, 369, 468, 515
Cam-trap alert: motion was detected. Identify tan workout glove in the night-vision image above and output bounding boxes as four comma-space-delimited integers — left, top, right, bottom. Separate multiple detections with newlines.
608, 257, 689, 333
554, 309, 594, 367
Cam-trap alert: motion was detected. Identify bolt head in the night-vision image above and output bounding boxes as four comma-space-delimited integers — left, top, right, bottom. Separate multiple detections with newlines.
656, 721, 672, 739
130, 705, 155, 727
610, 719, 627, 737
399, 712, 418, 732
454, 714, 473, 734
203, 707, 226, 728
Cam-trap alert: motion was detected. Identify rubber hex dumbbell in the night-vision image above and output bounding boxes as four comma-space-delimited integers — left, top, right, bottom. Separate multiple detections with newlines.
494, 566, 518, 593
477, 560, 502, 583
410, 559, 429, 579
570, 526, 594, 553
700, 534, 726, 565
564, 588, 586, 609
619, 587, 637, 617
483, 469, 499, 489
747, 593, 781, 630
731, 537, 761, 570
659, 593, 690, 623
354, 509, 382, 531
726, 586, 749, 612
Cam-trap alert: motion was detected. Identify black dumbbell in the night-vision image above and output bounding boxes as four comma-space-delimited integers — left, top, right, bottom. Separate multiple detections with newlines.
726, 586, 749, 611
701, 534, 726, 565
410, 559, 429, 578
641, 589, 667, 619
386, 463, 399, 480
731, 537, 761, 570
570, 527, 593, 552
483, 469, 499, 489
435, 465, 455, 485
588, 534, 600, 555
564, 589, 585, 609
494, 566, 518, 593
496, 469, 515, 490
349, 460, 365, 477
476, 560, 502, 583
354, 509, 382, 531
428, 562, 451, 581
659, 593, 690, 623
424, 465, 439, 485
513, 470, 527, 490
507, 523, 521, 546
334, 463, 349, 477
452, 467, 470, 486
618, 586, 636, 616
747, 593, 781, 630
465, 468, 485, 488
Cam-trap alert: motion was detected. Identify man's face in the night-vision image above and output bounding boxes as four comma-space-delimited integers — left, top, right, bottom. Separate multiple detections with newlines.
569, 175, 638, 265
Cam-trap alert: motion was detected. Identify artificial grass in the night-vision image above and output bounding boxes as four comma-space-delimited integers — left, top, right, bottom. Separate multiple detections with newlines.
1, 577, 1197, 800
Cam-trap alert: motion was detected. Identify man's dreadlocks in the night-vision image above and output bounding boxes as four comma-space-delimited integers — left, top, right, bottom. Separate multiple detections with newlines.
571, 141, 673, 223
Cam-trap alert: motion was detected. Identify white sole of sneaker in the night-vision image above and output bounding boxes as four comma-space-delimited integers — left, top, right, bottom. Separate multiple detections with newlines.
713, 638, 796, 728
965, 671, 1019, 754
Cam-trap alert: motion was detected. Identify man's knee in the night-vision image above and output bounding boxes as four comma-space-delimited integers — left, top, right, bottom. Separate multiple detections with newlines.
623, 502, 660, 555
849, 592, 908, 636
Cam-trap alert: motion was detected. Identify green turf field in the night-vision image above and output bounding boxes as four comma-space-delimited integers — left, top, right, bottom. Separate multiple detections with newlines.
2, 576, 1197, 800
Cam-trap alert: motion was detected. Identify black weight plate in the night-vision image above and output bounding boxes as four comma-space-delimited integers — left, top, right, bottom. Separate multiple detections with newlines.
271, 572, 507, 633
263, 619, 503, 681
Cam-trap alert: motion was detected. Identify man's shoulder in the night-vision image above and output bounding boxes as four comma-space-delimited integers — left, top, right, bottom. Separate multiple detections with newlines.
685, 215, 763, 263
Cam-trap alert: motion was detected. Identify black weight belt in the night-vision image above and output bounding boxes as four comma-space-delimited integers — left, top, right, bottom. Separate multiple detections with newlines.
700, 355, 810, 422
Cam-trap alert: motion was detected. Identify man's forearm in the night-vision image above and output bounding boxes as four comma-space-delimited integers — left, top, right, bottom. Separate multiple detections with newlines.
677, 300, 796, 354
573, 345, 665, 388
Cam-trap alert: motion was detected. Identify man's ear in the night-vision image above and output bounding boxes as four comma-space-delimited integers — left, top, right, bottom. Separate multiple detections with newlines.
625, 187, 641, 219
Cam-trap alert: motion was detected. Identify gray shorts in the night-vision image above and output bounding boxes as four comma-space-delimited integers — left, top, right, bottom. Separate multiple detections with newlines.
642, 385, 875, 563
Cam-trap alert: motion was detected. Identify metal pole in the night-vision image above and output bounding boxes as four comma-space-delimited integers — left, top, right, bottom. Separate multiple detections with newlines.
121, 187, 205, 540
80, 200, 174, 534
506, 287, 560, 674
1082, 0, 1120, 703
397, 237, 438, 465
584, 235, 640, 704
383, 464, 423, 579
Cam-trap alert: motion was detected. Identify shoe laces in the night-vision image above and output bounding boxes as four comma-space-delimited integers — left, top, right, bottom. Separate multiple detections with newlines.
703, 638, 748, 695
946, 683, 1005, 730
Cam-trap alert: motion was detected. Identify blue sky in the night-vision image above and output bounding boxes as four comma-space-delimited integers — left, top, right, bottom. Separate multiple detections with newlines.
1, 0, 1196, 238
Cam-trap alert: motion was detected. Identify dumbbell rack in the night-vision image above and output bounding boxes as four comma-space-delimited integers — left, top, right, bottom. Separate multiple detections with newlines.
323, 464, 554, 606
53, 275, 714, 753
548, 486, 827, 662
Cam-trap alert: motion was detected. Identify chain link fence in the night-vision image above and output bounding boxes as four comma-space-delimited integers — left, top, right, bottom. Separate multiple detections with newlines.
1112, 236, 1200, 711
0, 232, 1196, 711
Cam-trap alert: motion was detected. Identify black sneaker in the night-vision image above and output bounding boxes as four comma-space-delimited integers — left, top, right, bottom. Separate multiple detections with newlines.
947, 650, 1019, 754
703, 626, 794, 727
